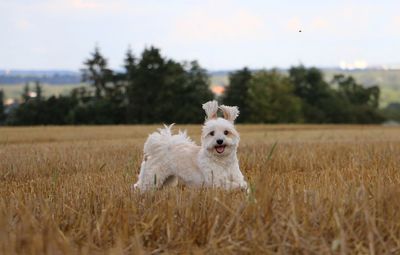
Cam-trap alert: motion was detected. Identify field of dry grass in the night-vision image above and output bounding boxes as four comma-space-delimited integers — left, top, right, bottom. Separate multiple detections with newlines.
1, 125, 400, 254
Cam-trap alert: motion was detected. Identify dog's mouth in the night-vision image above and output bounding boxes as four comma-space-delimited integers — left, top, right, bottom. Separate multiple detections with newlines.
215, 145, 226, 154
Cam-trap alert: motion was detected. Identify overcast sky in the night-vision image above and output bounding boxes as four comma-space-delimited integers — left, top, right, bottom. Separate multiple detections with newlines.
1, 0, 399, 71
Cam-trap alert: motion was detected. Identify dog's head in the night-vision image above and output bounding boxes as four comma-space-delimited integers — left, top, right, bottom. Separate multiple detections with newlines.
201, 100, 240, 157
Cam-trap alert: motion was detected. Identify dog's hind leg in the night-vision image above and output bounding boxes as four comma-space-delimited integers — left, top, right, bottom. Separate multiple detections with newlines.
133, 160, 172, 192
162, 175, 178, 188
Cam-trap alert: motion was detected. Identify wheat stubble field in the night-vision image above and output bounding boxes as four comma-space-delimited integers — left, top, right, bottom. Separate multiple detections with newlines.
0, 125, 400, 254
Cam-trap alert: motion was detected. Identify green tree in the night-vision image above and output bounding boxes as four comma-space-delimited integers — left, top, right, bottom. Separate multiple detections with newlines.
126, 47, 214, 123
42, 95, 77, 124
6, 46, 216, 125
81, 46, 113, 99
247, 70, 303, 123
125, 47, 138, 123
70, 86, 92, 104
78, 46, 126, 124
333, 75, 380, 107
8, 94, 78, 125
124, 47, 137, 78
222, 67, 252, 122
22, 82, 30, 103
156, 59, 188, 123
289, 66, 333, 123
0, 90, 5, 123
127, 46, 167, 123
68, 99, 122, 124
34, 81, 43, 101
331, 74, 384, 123
383, 103, 400, 122
184, 61, 214, 121
171, 61, 213, 123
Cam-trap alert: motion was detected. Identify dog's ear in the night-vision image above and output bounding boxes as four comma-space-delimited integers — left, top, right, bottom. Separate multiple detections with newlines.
219, 105, 239, 123
202, 100, 219, 120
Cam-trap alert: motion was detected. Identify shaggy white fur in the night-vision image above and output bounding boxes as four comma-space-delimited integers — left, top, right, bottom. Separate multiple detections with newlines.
133, 100, 248, 191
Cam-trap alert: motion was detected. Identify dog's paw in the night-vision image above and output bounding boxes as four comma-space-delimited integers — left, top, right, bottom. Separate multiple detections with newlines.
131, 183, 139, 192
241, 182, 249, 193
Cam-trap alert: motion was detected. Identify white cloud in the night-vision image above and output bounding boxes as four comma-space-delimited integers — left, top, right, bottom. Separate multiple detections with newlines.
310, 18, 330, 30
15, 19, 32, 30
392, 16, 400, 31
172, 3, 266, 43
69, 0, 104, 10
40, 0, 128, 13
286, 17, 302, 32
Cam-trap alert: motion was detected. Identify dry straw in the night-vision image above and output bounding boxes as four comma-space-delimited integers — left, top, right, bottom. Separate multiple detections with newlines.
0, 125, 400, 254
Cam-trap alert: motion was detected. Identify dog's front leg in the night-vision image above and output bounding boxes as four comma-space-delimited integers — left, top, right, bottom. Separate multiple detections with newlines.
132, 161, 146, 191
224, 179, 248, 191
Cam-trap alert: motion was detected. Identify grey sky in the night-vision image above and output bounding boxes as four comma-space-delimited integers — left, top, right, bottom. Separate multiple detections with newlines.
1, 0, 399, 70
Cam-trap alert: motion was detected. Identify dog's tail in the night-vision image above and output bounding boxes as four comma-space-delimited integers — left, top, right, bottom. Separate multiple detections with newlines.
143, 124, 195, 159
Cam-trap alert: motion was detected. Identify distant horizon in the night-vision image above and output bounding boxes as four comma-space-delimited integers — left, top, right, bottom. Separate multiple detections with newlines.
1, 63, 400, 75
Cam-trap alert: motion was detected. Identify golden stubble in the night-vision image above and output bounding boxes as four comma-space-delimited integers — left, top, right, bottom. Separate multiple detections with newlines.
0, 125, 400, 254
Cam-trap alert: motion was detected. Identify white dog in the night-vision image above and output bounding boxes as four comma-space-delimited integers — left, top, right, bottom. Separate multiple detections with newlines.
133, 100, 248, 191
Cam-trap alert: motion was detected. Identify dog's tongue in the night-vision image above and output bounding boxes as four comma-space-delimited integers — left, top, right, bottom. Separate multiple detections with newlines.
215, 145, 225, 154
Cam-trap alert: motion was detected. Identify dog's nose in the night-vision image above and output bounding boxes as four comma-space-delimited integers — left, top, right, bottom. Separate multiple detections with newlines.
216, 139, 223, 145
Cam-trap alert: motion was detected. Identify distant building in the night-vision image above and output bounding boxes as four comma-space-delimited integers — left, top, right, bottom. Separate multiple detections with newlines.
4, 98, 19, 115
211, 85, 225, 96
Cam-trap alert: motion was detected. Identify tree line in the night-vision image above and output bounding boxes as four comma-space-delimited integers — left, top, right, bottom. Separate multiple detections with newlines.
0, 46, 393, 125
224, 67, 384, 123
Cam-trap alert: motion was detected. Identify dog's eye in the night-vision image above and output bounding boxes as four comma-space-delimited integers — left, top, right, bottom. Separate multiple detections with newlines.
209, 131, 215, 136
224, 130, 229, 135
